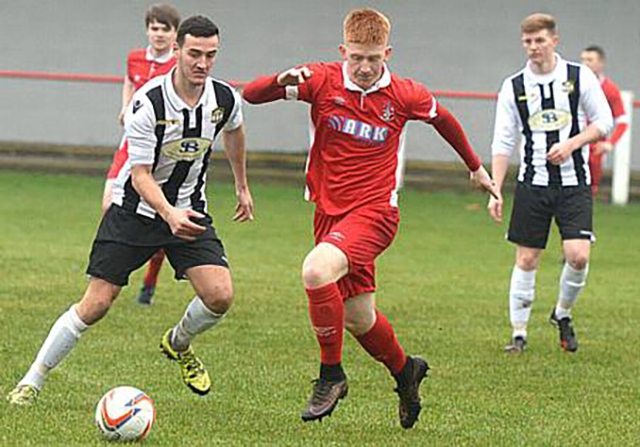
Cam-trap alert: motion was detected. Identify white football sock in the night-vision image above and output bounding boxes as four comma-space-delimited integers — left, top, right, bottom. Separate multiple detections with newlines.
171, 296, 225, 352
509, 266, 537, 339
19, 305, 88, 390
555, 263, 589, 320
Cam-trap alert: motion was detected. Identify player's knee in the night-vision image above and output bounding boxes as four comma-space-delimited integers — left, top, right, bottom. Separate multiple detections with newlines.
567, 255, 589, 271
200, 284, 234, 314
301, 260, 330, 289
344, 311, 374, 336
517, 253, 539, 271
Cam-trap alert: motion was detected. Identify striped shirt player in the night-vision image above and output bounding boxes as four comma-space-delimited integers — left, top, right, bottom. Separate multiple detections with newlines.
89, 66, 243, 287
492, 54, 612, 189
5, 15, 252, 405
490, 13, 613, 357
112, 69, 241, 220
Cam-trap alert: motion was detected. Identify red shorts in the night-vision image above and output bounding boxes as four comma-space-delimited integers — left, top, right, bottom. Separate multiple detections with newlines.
314, 205, 399, 299
106, 137, 129, 180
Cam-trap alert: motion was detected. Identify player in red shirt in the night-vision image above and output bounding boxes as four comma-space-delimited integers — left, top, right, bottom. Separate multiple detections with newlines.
581, 45, 629, 200
103, 4, 180, 305
243, 8, 497, 428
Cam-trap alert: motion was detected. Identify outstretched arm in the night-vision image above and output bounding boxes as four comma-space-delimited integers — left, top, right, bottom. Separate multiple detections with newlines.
243, 66, 312, 104
431, 106, 498, 198
223, 124, 254, 222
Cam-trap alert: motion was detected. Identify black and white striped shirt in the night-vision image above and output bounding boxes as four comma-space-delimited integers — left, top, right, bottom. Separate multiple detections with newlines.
113, 68, 242, 218
492, 54, 613, 187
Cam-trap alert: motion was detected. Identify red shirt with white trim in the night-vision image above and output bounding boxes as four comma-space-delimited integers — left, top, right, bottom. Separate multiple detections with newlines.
243, 61, 481, 215
290, 62, 467, 215
127, 47, 176, 91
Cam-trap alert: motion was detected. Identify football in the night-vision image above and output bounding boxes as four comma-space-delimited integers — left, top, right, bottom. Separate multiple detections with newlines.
94, 386, 155, 442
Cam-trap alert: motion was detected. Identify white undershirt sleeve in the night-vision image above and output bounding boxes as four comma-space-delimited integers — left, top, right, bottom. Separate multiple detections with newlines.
124, 93, 156, 166
491, 80, 521, 157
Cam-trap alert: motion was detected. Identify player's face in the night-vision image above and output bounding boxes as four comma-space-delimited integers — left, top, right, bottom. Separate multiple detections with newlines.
581, 51, 604, 76
146, 20, 177, 53
521, 29, 558, 67
176, 34, 220, 87
340, 42, 391, 90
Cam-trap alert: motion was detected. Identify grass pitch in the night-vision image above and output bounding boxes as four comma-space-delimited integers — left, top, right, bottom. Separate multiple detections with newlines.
1, 171, 639, 446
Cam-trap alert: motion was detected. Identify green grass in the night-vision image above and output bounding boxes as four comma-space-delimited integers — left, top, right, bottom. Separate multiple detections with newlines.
1, 171, 639, 446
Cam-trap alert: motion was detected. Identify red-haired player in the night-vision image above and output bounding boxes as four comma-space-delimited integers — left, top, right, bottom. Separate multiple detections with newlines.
104, 4, 180, 305
243, 8, 497, 428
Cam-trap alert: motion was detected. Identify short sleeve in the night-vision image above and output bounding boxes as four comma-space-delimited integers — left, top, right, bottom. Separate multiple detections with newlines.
491, 79, 521, 157
405, 80, 438, 123
223, 88, 244, 131
124, 92, 157, 166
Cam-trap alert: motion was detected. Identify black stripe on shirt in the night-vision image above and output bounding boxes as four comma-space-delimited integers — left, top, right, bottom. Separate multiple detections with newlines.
539, 82, 562, 185
511, 74, 535, 184
162, 106, 203, 206
567, 64, 587, 186
122, 85, 166, 212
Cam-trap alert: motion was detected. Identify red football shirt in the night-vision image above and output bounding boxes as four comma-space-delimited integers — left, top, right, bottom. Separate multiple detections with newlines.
127, 47, 176, 91
600, 77, 625, 119
291, 62, 441, 215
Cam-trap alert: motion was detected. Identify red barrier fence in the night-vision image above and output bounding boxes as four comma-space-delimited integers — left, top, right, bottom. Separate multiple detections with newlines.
1, 69, 639, 108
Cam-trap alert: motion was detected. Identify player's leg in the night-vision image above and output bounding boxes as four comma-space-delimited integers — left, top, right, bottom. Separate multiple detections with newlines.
552, 186, 593, 352
345, 293, 429, 429
506, 245, 544, 352
7, 278, 121, 405
505, 183, 553, 352
160, 227, 229, 395
137, 250, 166, 305
300, 242, 349, 421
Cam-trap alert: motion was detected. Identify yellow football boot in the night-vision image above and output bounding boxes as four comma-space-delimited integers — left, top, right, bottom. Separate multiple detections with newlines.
160, 329, 211, 395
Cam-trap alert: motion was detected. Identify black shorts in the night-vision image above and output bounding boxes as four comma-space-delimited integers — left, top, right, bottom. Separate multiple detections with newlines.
507, 182, 594, 249
86, 205, 228, 286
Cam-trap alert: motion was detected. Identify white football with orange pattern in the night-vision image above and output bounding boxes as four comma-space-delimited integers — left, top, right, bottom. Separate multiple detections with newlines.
95, 386, 155, 442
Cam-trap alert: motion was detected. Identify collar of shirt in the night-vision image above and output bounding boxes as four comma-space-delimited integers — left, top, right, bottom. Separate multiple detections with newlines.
342, 62, 391, 94
163, 67, 213, 111
145, 46, 175, 63
524, 52, 567, 84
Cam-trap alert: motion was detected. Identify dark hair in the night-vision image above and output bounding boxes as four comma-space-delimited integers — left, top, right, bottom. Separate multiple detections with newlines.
583, 45, 606, 60
177, 15, 220, 46
145, 4, 181, 30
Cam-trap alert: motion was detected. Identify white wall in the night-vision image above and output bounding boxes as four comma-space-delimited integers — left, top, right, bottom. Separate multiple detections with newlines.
1, 0, 638, 168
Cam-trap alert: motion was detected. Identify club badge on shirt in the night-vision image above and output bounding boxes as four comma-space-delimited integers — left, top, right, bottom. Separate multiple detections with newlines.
211, 107, 225, 124
380, 101, 395, 122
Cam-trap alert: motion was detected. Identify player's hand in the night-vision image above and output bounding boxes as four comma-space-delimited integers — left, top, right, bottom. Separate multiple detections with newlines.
487, 191, 504, 224
118, 110, 126, 126
166, 208, 207, 241
594, 141, 613, 155
233, 185, 254, 222
276, 66, 312, 86
470, 165, 499, 199
547, 140, 574, 165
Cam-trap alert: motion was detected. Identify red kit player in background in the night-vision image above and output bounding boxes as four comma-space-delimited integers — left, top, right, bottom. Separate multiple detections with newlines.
103, 4, 180, 305
243, 8, 497, 428
580, 45, 629, 200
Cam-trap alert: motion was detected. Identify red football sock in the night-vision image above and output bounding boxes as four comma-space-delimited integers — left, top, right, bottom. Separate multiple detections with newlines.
306, 283, 344, 365
356, 310, 407, 375
143, 250, 165, 288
